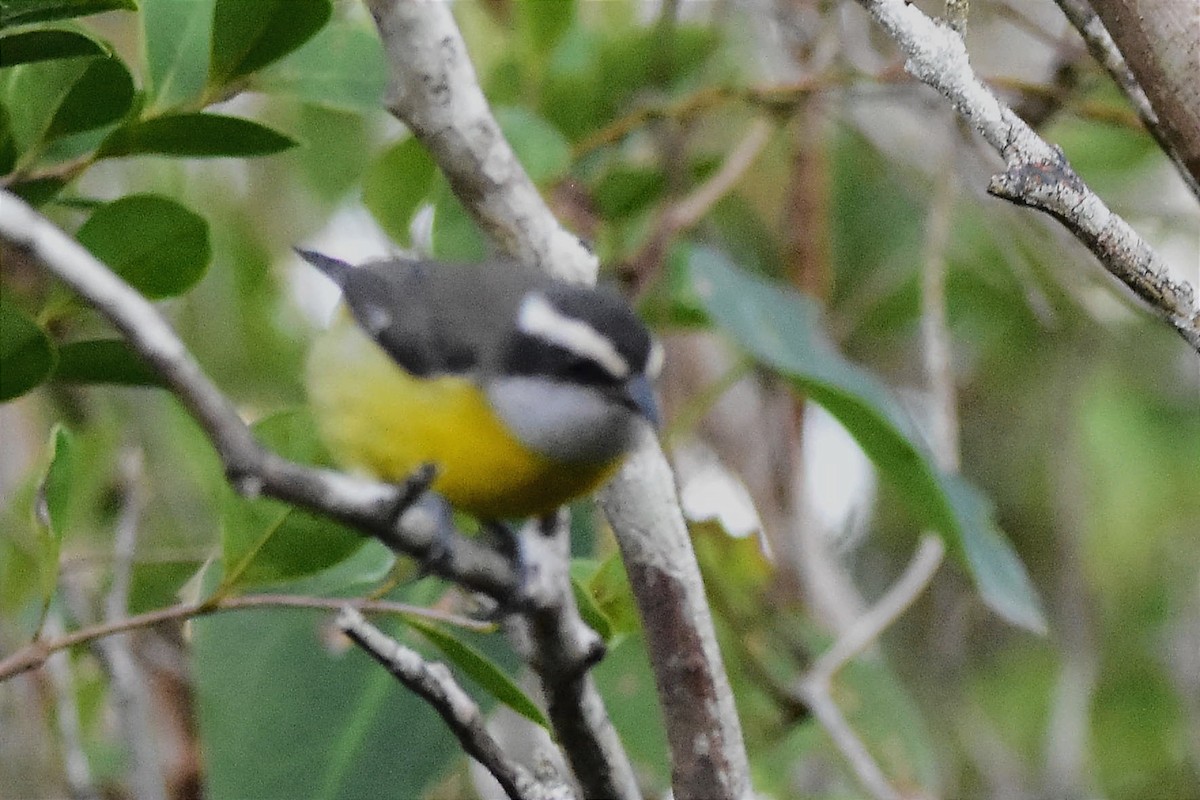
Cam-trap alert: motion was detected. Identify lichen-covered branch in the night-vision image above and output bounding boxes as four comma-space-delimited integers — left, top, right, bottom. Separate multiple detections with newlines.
1052, 0, 1200, 200
853, 0, 1200, 352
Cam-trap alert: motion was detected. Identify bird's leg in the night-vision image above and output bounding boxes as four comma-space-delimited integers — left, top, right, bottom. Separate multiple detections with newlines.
387, 462, 439, 524
377, 463, 460, 576
478, 520, 532, 614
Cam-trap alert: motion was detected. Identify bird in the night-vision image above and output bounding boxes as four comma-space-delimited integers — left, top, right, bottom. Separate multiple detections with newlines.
298, 249, 662, 522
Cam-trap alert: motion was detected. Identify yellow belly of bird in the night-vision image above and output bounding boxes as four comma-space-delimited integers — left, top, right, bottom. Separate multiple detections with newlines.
307, 316, 620, 519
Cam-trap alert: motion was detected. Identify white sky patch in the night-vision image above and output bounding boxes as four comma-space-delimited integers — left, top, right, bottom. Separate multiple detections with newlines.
675, 442, 764, 540
517, 293, 630, 379
802, 404, 876, 552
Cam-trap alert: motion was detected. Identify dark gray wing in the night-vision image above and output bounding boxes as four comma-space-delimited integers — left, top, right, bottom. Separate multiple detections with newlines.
297, 249, 479, 377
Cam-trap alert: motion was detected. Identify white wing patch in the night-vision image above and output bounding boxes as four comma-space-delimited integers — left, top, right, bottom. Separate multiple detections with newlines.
517, 293, 630, 378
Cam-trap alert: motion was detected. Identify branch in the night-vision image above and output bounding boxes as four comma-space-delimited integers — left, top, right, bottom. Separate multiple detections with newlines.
505, 514, 639, 800
1086, 0, 1200, 192
363, 0, 595, 284
853, 0, 1200, 352
1052, 0, 1200, 200
599, 428, 752, 800
0, 592, 491, 683
795, 534, 946, 800
337, 608, 556, 800
625, 118, 774, 292
361, 3, 753, 798
0, 191, 520, 600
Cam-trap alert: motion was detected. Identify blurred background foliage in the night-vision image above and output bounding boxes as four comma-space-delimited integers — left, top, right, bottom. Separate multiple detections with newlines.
1, 0, 1197, 798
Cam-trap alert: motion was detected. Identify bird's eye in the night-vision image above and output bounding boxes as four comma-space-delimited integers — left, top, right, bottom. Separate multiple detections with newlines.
563, 357, 614, 385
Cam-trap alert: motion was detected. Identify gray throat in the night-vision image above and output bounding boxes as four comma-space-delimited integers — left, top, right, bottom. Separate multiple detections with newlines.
485, 376, 639, 464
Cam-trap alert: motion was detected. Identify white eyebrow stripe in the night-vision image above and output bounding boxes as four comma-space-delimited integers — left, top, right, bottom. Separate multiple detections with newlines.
517, 293, 630, 379
645, 339, 664, 379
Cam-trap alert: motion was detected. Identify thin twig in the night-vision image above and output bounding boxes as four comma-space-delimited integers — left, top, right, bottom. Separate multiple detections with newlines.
626, 118, 774, 293
42, 613, 101, 800
0, 593, 493, 683
853, 0, 1200, 352
805, 534, 946, 689
337, 608, 552, 800
510, 513, 639, 800
795, 534, 947, 800
93, 448, 167, 800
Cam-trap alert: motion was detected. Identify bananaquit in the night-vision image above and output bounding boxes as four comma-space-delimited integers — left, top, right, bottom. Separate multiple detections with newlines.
298, 250, 662, 520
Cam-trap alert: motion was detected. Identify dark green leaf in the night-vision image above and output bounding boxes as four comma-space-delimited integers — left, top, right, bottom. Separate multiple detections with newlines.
494, 105, 571, 185
141, 0, 213, 109
3, 54, 131, 153
51, 338, 164, 387
7, 176, 65, 205
689, 246, 1046, 632
0, 0, 135, 27
0, 29, 106, 67
0, 299, 55, 401
45, 55, 133, 138
362, 137, 436, 246
75, 194, 210, 298
0, 102, 15, 173
98, 113, 296, 158
251, 17, 384, 113
593, 166, 665, 219
218, 411, 363, 592
209, 0, 330, 85
407, 618, 550, 729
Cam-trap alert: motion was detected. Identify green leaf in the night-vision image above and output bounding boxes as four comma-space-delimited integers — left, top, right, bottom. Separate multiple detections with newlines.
494, 105, 571, 185
515, 0, 575, 55
75, 194, 211, 298
6, 176, 65, 205
208, 0, 330, 86
0, 102, 15, 173
362, 137, 436, 246
407, 618, 550, 730
688, 246, 1046, 633
218, 411, 363, 592
98, 113, 297, 159
0, 29, 106, 67
569, 563, 614, 642
0, 299, 55, 401
250, 17, 384, 113
193, 606, 458, 800
0, 0, 135, 27
430, 182, 486, 262
33, 425, 74, 612
3, 54, 132, 155
593, 166, 665, 219
45, 54, 133, 139
141, 0, 213, 109
51, 338, 164, 387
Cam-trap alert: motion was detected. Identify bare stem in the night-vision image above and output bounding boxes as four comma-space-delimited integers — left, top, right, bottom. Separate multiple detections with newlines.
0, 593, 491, 683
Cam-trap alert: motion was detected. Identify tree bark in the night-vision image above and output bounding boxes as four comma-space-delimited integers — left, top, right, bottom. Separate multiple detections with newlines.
1089, 0, 1200, 187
